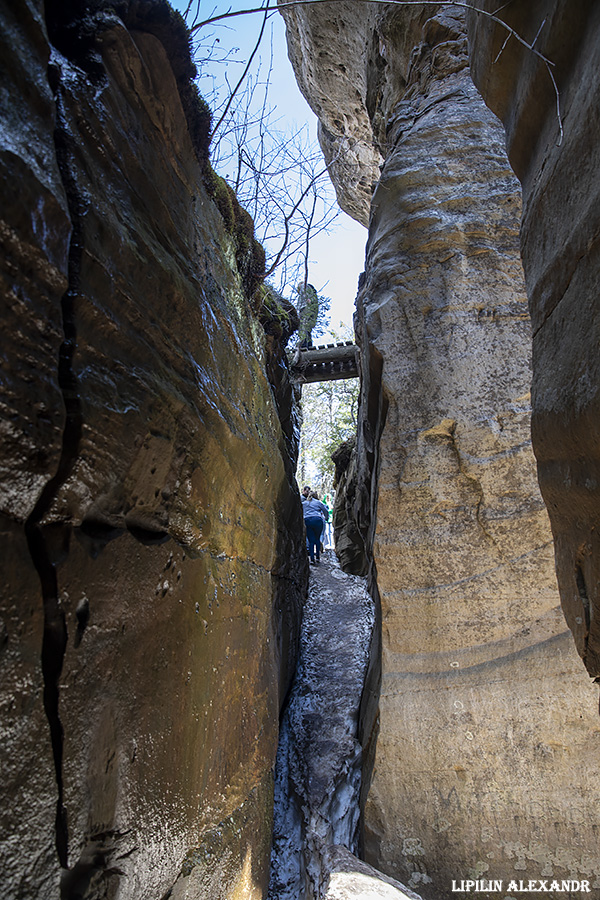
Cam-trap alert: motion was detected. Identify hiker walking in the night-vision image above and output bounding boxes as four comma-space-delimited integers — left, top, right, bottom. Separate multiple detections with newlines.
302, 490, 329, 565
322, 493, 333, 548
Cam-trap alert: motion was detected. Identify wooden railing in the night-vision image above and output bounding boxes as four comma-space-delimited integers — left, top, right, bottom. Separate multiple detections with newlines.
288, 341, 359, 383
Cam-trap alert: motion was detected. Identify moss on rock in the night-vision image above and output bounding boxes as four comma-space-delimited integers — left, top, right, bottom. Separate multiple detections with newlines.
257, 284, 300, 344
204, 165, 266, 305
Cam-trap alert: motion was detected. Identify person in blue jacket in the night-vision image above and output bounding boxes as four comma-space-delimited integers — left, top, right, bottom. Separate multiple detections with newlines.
302, 490, 329, 565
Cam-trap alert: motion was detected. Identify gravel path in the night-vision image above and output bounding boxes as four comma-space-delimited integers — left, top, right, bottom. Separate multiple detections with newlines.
268, 549, 375, 899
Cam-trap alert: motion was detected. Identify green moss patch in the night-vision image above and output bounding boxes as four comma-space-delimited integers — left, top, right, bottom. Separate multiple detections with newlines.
257, 284, 299, 344
204, 166, 266, 304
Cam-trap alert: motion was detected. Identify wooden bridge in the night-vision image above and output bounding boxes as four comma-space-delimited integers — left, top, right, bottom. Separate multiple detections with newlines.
289, 341, 359, 384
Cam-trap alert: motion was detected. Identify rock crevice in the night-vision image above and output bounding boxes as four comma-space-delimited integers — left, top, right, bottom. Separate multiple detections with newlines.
23, 53, 90, 870
268, 552, 377, 900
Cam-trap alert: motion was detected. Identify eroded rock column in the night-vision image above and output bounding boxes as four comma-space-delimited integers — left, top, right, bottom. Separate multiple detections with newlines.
281, 4, 600, 896
358, 13, 600, 894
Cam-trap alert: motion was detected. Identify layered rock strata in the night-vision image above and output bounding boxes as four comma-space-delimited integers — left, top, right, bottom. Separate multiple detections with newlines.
280, 3, 600, 897
0, 2, 305, 898
467, 1, 600, 680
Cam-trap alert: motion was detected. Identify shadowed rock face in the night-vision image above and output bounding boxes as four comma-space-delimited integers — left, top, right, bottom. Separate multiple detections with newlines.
467, 0, 600, 681
0, 2, 306, 898
281, 3, 600, 896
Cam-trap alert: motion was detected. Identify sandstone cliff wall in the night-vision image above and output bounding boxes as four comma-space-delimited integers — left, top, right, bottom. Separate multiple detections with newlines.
467, 0, 600, 682
281, 3, 600, 896
0, 2, 306, 898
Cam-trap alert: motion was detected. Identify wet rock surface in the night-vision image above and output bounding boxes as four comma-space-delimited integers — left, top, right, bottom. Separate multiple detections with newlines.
0, 2, 306, 898
283, 4, 600, 897
269, 550, 376, 900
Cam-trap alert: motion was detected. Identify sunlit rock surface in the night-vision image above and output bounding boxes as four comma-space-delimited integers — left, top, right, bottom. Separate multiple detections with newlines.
322, 846, 422, 900
0, 2, 306, 898
283, 4, 600, 896
279, 0, 386, 225
467, 1, 600, 681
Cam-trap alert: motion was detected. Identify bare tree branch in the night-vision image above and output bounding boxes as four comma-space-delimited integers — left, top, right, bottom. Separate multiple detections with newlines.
210, 3, 271, 138
545, 62, 563, 146
263, 161, 332, 278
191, 0, 563, 147
303, 193, 318, 289
191, 0, 556, 70
194, 12, 341, 289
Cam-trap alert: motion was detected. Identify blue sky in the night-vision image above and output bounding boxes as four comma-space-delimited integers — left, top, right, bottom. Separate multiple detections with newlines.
173, 1, 367, 333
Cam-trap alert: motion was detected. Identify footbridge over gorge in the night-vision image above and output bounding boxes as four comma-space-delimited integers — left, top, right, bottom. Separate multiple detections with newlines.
289, 341, 359, 384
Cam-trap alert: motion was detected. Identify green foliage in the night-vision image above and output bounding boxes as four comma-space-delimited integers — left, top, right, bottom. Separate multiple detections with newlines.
313, 293, 332, 341
205, 165, 266, 304
299, 378, 359, 493
258, 284, 300, 343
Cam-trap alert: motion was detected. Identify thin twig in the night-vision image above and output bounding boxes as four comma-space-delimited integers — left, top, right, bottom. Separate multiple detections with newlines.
192, 4, 277, 29
303, 193, 318, 288
492, 31, 511, 64
191, 0, 555, 70
210, 2, 271, 138
545, 62, 563, 146
193, 0, 562, 152
530, 15, 547, 48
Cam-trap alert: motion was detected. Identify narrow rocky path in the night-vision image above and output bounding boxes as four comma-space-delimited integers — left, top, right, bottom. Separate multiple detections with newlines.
268, 550, 420, 900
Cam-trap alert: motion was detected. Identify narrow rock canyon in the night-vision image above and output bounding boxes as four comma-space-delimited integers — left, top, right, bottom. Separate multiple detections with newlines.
3, 1, 600, 899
